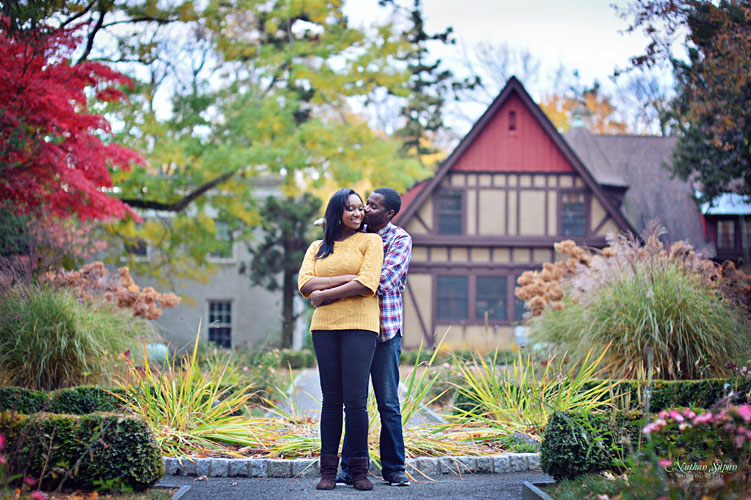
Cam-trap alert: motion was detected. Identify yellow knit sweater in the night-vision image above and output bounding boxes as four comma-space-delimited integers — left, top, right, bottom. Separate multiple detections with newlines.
298, 232, 384, 333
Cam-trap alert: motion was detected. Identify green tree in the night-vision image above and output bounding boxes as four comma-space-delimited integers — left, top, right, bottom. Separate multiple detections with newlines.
94, 0, 429, 285
381, 0, 479, 165
619, 0, 751, 204
243, 193, 321, 349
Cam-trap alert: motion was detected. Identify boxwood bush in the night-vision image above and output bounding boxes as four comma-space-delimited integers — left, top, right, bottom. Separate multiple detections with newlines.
0, 411, 163, 491
540, 409, 645, 481
0, 386, 127, 414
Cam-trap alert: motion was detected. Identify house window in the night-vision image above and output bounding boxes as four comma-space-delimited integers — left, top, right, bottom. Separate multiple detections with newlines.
437, 191, 463, 235
743, 217, 751, 251
208, 301, 232, 348
125, 239, 149, 259
509, 110, 517, 131
436, 275, 468, 321
717, 220, 735, 249
476, 276, 507, 321
209, 221, 234, 259
561, 192, 587, 236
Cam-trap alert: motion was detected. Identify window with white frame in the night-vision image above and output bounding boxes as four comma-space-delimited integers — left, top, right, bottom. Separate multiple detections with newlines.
208, 300, 232, 348
125, 238, 149, 259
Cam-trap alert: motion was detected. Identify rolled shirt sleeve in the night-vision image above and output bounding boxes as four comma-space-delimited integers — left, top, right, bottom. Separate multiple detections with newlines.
354, 234, 384, 296
297, 240, 321, 298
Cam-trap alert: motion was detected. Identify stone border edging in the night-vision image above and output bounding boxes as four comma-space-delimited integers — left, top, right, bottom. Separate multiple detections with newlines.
162, 453, 541, 479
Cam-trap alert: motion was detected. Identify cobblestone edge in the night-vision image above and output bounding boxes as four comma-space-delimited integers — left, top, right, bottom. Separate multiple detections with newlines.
162, 453, 541, 479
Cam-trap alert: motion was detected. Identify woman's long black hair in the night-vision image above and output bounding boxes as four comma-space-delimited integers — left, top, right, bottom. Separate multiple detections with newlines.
316, 188, 361, 260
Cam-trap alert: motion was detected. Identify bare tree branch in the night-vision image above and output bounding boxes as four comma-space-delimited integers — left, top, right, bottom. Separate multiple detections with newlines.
119, 170, 236, 211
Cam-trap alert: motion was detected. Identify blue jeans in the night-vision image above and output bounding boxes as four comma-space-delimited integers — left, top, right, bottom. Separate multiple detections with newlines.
341, 334, 405, 477
312, 329, 377, 458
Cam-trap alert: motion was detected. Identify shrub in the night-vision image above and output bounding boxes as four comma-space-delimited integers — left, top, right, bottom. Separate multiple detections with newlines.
540, 410, 645, 481
0, 283, 154, 390
0, 387, 47, 414
0, 411, 163, 491
48, 386, 126, 415
518, 222, 751, 379
580, 377, 751, 412
0, 386, 127, 415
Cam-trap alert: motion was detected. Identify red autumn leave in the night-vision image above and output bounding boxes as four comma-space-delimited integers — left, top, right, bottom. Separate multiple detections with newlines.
0, 21, 142, 221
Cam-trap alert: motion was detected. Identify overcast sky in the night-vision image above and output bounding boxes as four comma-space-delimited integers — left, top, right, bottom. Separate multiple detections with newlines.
345, 0, 652, 86
343, 0, 672, 135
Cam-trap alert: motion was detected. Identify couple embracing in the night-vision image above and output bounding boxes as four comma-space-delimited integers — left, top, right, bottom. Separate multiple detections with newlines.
298, 187, 412, 491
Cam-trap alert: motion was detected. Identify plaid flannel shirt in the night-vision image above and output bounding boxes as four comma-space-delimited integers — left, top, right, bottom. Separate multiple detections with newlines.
375, 222, 412, 343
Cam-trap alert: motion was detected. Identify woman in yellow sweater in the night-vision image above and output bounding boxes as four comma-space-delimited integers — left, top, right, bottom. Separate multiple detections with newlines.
298, 188, 384, 491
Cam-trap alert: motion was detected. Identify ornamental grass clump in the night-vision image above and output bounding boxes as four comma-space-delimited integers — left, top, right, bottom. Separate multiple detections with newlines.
450, 346, 618, 442
516, 221, 751, 380
112, 328, 281, 457
0, 283, 154, 390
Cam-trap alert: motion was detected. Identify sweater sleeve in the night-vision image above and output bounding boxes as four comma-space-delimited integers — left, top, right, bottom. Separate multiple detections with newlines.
354, 234, 384, 296
298, 241, 321, 298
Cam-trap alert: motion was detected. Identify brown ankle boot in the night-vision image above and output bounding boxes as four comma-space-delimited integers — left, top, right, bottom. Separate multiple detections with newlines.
316, 454, 339, 490
349, 457, 373, 491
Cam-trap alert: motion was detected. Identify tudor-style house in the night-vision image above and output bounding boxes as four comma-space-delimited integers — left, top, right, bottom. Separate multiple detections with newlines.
394, 76, 748, 352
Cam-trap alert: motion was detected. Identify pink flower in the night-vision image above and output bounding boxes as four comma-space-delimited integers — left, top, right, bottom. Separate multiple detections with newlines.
736, 404, 751, 423
31, 492, 48, 500
23, 476, 36, 486
0, 454, 6, 465
658, 410, 669, 419
692, 412, 713, 425
669, 410, 684, 422
734, 434, 746, 448
0, 433, 4, 449
682, 409, 696, 419
643, 419, 667, 434
679, 423, 689, 431
658, 459, 672, 467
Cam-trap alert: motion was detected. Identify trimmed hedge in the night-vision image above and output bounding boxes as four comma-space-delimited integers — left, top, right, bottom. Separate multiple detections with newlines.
0, 386, 126, 415
581, 377, 751, 412
540, 410, 645, 481
455, 377, 751, 416
0, 387, 48, 414
0, 411, 163, 491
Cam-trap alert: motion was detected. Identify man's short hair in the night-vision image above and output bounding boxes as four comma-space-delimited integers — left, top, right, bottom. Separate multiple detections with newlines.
372, 187, 402, 216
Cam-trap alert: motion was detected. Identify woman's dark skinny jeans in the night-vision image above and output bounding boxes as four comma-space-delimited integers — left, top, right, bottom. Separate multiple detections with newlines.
312, 329, 377, 458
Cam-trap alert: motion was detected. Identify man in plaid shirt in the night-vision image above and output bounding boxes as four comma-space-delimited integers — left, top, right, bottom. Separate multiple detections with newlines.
338, 187, 412, 487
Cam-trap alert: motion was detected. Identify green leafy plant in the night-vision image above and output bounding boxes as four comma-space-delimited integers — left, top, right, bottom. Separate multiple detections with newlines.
112, 327, 275, 457
451, 346, 619, 440
0, 283, 152, 390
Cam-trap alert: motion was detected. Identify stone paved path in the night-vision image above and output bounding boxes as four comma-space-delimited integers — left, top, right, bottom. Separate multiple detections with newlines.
271, 368, 445, 426
157, 470, 554, 500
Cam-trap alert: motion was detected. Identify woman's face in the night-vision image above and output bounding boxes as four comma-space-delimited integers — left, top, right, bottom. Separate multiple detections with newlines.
341, 193, 364, 231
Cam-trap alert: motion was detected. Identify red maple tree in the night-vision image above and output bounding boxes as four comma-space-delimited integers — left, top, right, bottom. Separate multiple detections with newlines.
0, 21, 142, 222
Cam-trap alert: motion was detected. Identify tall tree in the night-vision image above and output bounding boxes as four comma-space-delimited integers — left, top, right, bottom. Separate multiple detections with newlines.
539, 81, 628, 134
243, 193, 321, 349
0, 21, 141, 222
619, 0, 751, 204
94, 0, 429, 284
380, 0, 478, 165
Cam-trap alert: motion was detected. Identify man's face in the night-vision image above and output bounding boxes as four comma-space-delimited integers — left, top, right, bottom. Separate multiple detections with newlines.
364, 192, 393, 230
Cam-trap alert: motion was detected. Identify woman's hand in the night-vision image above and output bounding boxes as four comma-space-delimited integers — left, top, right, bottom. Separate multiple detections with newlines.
310, 290, 328, 307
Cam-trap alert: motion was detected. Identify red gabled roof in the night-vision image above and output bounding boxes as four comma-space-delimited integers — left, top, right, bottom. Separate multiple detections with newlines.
394, 180, 427, 225
396, 76, 636, 236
